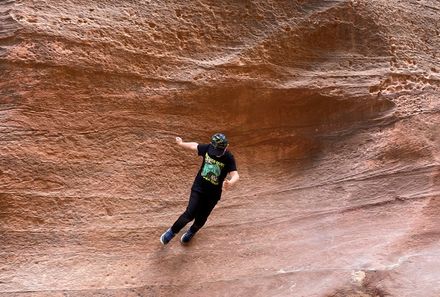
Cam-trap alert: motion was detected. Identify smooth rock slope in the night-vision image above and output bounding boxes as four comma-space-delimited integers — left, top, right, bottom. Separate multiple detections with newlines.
1, 0, 439, 296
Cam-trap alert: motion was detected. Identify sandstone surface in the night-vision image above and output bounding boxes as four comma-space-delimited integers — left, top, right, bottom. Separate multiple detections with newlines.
1, 0, 439, 296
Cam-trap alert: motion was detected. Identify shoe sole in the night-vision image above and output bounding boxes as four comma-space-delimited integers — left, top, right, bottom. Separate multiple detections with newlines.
160, 234, 166, 245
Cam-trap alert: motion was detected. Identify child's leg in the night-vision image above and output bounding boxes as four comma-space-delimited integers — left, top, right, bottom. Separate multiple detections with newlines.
189, 197, 218, 233
170, 190, 202, 233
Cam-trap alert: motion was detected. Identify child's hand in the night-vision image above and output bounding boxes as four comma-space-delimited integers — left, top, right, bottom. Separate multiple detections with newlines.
176, 137, 183, 145
222, 179, 232, 191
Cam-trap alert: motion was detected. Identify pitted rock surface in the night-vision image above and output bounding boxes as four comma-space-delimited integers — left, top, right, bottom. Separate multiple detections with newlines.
1, 0, 439, 296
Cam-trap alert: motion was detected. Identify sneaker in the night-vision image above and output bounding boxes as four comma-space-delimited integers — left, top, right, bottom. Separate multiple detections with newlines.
180, 229, 196, 244
160, 228, 175, 245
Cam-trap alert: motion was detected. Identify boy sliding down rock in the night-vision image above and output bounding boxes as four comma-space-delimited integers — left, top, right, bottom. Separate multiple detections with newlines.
160, 133, 239, 245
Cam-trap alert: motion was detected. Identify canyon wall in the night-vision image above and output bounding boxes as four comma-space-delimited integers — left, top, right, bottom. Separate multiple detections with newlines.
1, 0, 439, 296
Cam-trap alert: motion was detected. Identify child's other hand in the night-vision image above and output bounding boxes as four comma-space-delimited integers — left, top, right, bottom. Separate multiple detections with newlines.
222, 179, 232, 191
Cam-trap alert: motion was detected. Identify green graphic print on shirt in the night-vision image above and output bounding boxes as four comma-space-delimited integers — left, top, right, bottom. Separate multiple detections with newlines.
201, 153, 225, 185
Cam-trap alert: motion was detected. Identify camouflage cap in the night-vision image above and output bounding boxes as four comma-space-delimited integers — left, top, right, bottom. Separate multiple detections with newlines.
209, 133, 228, 156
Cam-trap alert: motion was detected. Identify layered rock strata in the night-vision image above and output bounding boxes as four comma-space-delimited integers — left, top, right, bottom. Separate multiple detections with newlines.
1, 0, 439, 296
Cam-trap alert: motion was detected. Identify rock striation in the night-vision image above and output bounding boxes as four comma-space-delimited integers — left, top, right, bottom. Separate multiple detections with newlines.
1, 0, 439, 296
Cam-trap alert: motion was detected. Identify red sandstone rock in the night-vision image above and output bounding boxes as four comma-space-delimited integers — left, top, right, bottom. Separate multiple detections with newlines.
1, 0, 439, 296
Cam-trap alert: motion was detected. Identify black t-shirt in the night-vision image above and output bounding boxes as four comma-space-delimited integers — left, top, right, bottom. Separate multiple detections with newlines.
191, 144, 237, 199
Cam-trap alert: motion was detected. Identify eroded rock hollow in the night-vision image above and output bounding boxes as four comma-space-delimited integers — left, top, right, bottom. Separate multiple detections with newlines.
1, 0, 439, 296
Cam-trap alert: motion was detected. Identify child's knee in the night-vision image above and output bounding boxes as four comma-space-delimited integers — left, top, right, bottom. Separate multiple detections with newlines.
183, 209, 196, 221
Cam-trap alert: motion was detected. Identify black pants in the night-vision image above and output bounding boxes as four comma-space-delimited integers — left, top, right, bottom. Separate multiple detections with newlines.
171, 190, 219, 234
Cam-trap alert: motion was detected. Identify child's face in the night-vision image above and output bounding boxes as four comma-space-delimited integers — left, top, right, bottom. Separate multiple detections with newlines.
215, 144, 229, 157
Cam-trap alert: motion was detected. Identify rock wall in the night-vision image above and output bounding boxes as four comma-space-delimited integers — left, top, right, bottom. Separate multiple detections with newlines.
1, 0, 439, 296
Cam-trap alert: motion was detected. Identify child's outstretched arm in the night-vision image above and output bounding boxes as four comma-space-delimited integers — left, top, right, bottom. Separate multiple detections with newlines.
175, 137, 198, 151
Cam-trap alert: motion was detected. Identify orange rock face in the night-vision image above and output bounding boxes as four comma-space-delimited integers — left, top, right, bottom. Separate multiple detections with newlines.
1, 0, 439, 296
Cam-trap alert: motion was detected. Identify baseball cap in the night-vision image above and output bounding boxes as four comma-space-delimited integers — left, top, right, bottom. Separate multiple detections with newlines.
208, 133, 228, 156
